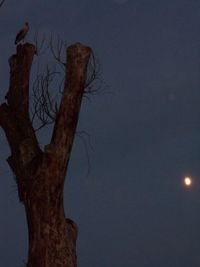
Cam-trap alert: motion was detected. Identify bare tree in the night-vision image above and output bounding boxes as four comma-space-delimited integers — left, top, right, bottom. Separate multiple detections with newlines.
0, 41, 92, 266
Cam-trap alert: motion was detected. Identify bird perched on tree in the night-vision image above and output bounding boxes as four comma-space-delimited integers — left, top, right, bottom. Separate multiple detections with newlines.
15, 22, 29, 45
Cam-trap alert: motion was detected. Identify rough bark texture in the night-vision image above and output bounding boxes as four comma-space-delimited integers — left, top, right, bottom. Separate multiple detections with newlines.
0, 42, 91, 267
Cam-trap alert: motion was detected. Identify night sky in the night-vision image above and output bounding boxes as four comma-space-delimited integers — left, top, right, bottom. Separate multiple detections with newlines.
0, 0, 200, 266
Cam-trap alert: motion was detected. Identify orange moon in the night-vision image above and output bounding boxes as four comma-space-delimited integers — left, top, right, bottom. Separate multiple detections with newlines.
184, 177, 192, 187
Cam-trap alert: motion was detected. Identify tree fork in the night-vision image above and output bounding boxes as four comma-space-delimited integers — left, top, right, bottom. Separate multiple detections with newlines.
0, 42, 92, 267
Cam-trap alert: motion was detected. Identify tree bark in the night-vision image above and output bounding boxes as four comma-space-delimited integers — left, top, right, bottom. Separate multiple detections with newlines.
0, 42, 91, 267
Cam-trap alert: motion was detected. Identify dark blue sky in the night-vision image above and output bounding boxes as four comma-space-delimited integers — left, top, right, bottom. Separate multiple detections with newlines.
0, 0, 200, 266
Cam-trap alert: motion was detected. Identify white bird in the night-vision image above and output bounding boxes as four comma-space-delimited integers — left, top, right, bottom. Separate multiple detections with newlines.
15, 22, 29, 45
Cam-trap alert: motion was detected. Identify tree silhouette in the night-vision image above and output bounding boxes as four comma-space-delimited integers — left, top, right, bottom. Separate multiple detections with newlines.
0, 41, 92, 267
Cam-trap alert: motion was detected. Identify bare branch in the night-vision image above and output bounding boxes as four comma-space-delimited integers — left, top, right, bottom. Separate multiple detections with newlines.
0, 0, 6, 8
33, 30, 47, 55
31, 35, 102, 135
31, 64, 62, 131
84, 50, 102, 96
50, 33, 66, 69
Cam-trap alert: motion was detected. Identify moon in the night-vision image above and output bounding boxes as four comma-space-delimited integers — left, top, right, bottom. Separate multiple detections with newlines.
184, 177, 192, 187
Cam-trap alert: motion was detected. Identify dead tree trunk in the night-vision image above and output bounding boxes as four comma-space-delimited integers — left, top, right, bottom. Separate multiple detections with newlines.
0, 42, 91, 267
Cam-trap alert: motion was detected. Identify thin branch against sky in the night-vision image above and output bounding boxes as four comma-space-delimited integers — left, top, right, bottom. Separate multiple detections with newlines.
0, 0, 6, 8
